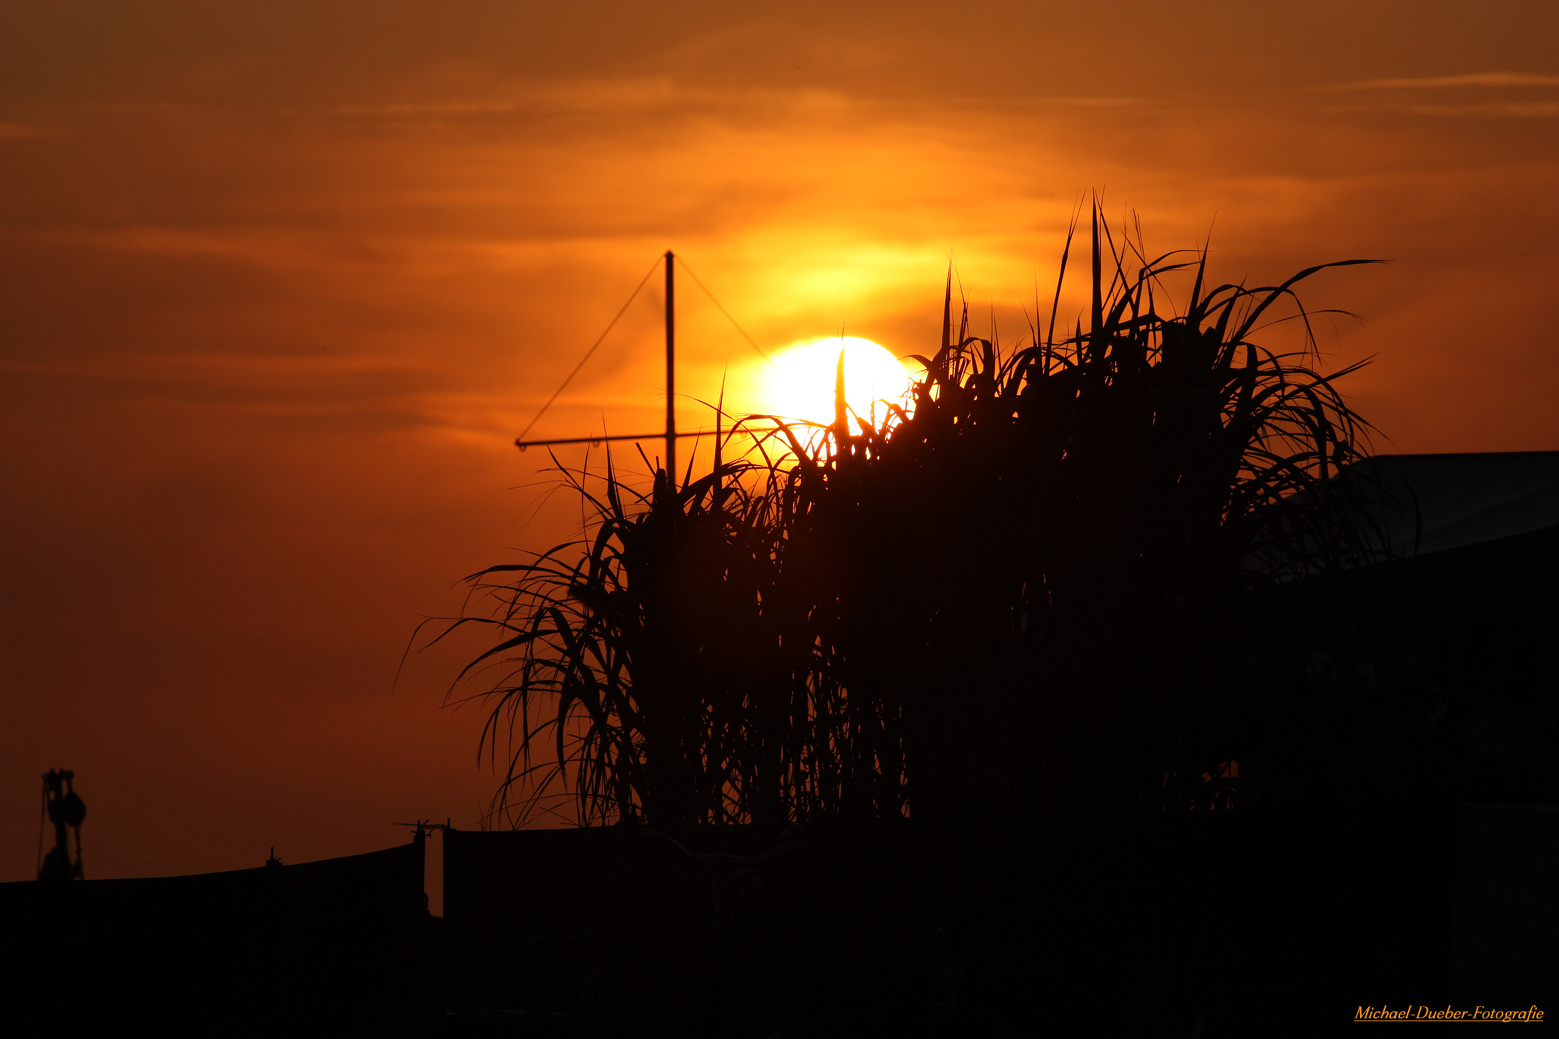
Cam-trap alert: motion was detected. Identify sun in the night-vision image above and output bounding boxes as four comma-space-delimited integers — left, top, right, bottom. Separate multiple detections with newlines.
765, 336, 916, 431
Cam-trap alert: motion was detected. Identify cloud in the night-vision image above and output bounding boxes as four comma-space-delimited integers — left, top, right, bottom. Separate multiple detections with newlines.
1324, 71, 1559, 91
1392, 102, 1559, 118
1316, 70, 1559, 117
329, 101, 521, 117
0, 121, 55, 138
1326, 102, 1559, 119
81, 102, 185, 112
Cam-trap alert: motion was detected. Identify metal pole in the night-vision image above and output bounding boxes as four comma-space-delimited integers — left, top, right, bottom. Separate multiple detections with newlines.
664, 250, 676, 485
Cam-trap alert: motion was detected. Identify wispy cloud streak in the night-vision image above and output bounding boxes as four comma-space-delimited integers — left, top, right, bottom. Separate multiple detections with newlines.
1324, 71, 1559, 91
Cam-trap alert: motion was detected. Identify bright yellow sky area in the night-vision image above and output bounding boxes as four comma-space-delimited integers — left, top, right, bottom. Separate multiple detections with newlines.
758, 336, 915, 432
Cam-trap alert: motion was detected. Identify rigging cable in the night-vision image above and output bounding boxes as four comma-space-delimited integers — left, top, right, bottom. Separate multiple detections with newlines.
514, 256, 662, 445
675, 255, 778, 371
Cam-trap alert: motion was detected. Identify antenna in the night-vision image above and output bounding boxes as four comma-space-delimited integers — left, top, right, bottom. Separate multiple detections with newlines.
39, 769, 86, 881
664, 250, 676, 483
515, 250, 693, 486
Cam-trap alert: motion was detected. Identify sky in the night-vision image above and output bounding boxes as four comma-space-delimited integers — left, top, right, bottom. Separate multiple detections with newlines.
3, 2, 1558, 890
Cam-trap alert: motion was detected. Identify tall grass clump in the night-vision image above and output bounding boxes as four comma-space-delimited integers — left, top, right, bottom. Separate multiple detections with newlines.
795, 206, 1389, 818
439, 200, 1389, 828
437, 423, 904, 829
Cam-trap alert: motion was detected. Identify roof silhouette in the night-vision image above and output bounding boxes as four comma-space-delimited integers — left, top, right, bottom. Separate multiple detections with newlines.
1356, 451, 1559, 556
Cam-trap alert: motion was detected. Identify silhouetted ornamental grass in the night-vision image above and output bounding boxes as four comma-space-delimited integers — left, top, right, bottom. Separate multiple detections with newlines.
437, 202, 1391, 829
436, 417, 893, 830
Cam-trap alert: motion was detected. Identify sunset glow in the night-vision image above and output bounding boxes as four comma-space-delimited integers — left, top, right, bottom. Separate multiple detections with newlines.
764, 336, 916, 431
2, 3, 1556, 888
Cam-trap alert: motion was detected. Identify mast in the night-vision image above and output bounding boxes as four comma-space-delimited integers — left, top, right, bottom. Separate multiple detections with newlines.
664, 250, 676, 485
514, 249, 693, 467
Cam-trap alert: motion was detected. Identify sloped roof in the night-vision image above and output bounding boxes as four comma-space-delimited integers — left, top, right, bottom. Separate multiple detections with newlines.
1351, 451, 1559, 556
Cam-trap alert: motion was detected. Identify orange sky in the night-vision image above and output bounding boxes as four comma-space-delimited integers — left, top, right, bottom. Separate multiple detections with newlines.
3, 2, 1558, 888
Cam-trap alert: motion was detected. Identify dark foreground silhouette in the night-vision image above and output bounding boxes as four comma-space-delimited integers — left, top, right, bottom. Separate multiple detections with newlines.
4, 799, 1553, 1037
7, 459, 1555, 1036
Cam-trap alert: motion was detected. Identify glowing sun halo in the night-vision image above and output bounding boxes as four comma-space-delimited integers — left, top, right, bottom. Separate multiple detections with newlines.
766, 336, 915, 430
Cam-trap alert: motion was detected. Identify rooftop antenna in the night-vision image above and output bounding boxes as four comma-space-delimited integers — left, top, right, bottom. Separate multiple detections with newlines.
39, 769, 86, 881
665, 250, 676, 483
512, 251, 776, 489
516, 251, 689, 486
